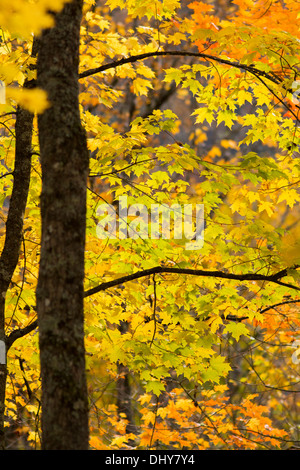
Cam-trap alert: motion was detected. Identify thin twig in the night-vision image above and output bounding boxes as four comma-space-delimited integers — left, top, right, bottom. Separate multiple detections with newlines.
149, 274, 157, 347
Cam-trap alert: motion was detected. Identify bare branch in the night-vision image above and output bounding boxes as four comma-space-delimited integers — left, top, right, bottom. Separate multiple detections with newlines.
79, 50, 283, 88
84, 265, 300, 298
6, 319, 38, 351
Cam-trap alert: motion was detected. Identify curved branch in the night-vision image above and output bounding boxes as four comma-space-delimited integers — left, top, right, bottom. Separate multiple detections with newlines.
6, 319, 38, 351
79, 50, 299, 121
6, 267, 299, 349
83, 265, 300, 298
260, 299, 300, 314
79, 50, 282, 86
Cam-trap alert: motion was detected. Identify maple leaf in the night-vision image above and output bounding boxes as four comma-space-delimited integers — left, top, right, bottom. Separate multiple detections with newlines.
224, 322, 249, 341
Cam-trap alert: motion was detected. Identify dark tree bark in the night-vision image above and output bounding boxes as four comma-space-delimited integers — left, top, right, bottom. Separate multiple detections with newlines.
36, 0, 89, 450
116, 321, 136, 435
0, 36, 39, 448
0, 104, 34, 449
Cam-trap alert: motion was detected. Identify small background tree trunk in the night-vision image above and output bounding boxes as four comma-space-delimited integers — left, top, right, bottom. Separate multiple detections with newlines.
0, 102, 34, 449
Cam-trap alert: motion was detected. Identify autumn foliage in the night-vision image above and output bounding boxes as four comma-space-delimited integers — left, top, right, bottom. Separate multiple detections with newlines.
1, 0, 300, 450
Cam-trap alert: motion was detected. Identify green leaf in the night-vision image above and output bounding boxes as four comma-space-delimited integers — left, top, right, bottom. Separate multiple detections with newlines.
202, 355, 231, 384
224, 322, 249, 341
145, 380, 165, 396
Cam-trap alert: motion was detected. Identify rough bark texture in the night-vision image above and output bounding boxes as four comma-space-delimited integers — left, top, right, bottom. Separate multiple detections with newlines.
0, 36, 39, 450
36, 0, 89, 450
0, 106, 33, 449
116, 322, 136, 435
0, 97, 35, 449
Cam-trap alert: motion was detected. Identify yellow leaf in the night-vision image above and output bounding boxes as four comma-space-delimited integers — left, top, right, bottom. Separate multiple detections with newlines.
208, 315, 223, 333
6, 87, 50, 113
277, 188, 300, 208
0, 0, 69, 38
258, 200, 274, 217
89, 436, 104, 450
132, 77, 153, 96
279, 224, 300, 266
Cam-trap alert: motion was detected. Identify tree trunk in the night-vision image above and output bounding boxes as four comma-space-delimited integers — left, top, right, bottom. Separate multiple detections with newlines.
0, 36, 39, 450
36, 0, 89, 450
0, 95, 36, 448
116, 322, 136, 435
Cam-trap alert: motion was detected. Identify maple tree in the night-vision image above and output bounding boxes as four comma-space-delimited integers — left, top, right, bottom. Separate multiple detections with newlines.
0, 0, 300, 450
